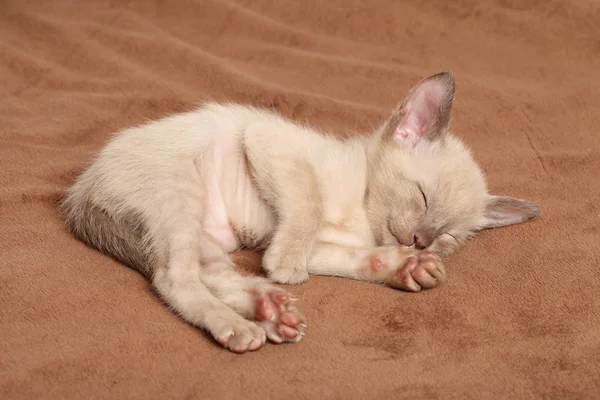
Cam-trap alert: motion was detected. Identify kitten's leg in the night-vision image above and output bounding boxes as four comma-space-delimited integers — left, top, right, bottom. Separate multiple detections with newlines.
263, 215, 320, 284
262, 169, 322, 285
151, 225, 271, 353
307, 242, 446, 292
198, 235, 307, 344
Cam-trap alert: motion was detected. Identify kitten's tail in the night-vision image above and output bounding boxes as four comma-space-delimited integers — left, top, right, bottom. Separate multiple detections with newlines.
59, 190, 157, 279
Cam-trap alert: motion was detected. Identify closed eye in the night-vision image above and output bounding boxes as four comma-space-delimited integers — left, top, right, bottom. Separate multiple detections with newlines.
445, 232, 458, 241
419, 186, 428, 208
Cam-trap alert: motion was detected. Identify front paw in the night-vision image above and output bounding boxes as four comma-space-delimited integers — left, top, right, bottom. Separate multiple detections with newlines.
268, 264, 309, 285
263, 246, 309, 284
387, 251, 446, 291
426, 233, 460, 258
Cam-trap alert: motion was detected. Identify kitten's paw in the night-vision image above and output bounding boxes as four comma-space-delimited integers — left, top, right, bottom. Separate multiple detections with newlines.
388, 251, 446, 292
254, 289, 307, 344
263, 245, 309, 284
213, 317, 267, 353
268, 265, 309, 285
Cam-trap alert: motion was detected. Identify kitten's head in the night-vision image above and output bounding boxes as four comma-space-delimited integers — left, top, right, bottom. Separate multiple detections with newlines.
366, 72, 540, 256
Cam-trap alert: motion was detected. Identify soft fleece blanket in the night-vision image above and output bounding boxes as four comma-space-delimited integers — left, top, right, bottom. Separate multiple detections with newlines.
1, 0, 599, 398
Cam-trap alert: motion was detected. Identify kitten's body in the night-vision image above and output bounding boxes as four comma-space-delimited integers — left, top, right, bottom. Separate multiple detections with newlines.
61, 73, 539, 353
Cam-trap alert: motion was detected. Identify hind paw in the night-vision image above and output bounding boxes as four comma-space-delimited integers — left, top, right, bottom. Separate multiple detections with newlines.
254, 289, 307, 344
213, 318, 266, 353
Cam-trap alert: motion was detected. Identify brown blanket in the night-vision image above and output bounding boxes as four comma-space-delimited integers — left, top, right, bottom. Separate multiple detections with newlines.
2, 0, 599, 398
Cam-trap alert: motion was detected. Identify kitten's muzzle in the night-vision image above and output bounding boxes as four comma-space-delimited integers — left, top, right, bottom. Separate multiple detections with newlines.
394, 232, 416, 248
414, 231, 433, 250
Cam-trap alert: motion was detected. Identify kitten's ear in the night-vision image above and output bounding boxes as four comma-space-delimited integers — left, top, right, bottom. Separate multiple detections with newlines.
385, 72, 455, 147
481, 195, 541, 229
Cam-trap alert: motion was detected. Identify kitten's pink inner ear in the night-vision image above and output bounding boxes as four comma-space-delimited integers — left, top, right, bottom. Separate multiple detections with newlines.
393, 112, 422, 145
393, 77, 453, 147
483, 196, 541, 229
485, 209, 531, 227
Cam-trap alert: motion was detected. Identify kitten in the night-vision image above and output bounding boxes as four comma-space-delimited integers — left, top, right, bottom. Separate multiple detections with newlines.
60, 72, 540, 353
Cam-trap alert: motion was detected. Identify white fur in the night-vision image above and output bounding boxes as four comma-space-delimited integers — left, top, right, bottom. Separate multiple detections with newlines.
61, 73, 539, 353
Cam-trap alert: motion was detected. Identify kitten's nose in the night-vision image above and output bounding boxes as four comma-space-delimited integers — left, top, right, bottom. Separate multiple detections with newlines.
414, 232, 431, 250
396, 233, 415, 247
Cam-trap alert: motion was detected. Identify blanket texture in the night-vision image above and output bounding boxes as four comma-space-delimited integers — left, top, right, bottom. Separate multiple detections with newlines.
1, 0, 599, 398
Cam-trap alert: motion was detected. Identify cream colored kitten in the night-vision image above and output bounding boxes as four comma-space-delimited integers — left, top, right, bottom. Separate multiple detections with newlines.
60, 72, 539, 353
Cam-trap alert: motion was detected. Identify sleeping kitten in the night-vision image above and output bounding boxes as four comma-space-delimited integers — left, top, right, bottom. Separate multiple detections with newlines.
60, 72, 540, 353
